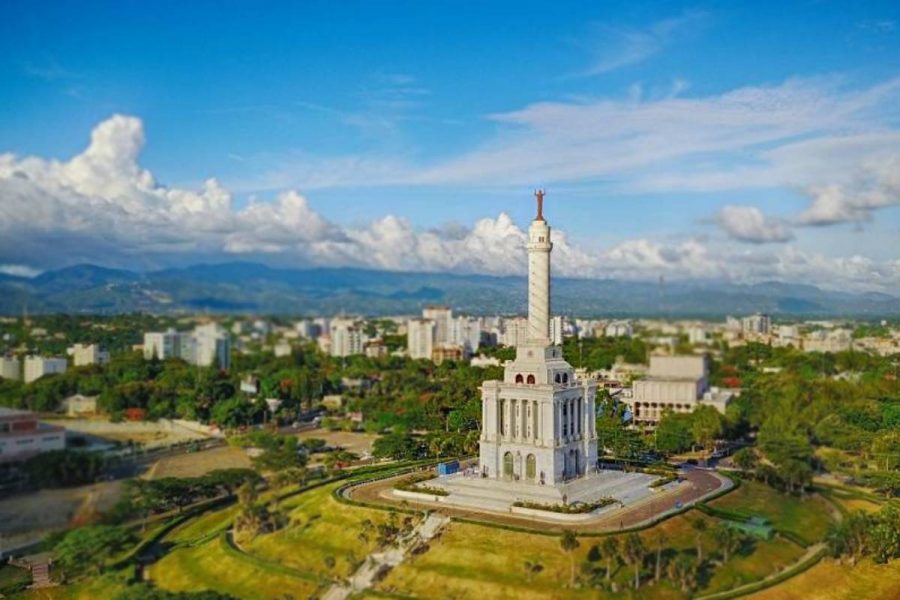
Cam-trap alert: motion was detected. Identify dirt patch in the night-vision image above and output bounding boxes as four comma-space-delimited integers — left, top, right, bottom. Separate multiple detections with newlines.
293, 429, 378, 456
145, 446, 252, 480
0, 480, 123, 547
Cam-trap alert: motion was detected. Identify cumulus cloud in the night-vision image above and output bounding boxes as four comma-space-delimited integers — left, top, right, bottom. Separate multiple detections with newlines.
795, 156, 900, 225
1, 114, 898, 293
714, 205, 794, 243
0, 115, 595, 276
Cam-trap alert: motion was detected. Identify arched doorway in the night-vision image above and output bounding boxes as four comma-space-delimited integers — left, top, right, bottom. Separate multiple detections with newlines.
503, 452, 514, 479
527, 374, 536, 384
526, 454, 536, 480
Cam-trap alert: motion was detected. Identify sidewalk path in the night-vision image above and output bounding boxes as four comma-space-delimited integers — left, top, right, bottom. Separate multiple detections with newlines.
322, 512, 449, 600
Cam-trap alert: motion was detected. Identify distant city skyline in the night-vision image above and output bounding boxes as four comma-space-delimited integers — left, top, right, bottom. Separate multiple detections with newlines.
1, 1, 899, 292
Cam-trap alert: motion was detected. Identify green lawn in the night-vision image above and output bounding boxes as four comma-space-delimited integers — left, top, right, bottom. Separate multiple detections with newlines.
244, 482, 396, 579
0, 563, 31, 596
709, 481, 835, 544
379, 520, 689, 600
150, 535, 320, 599
749, 558, 900, 600
165, 504, 241, 545
703, 537, 806, 594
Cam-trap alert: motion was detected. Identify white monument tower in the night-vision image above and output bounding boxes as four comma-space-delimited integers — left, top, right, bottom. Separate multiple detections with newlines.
479, 191, 598, 486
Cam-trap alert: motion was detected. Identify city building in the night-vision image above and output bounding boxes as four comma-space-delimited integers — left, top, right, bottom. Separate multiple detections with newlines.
67, 343, 110, 367
803, 329, 852, 353
626, 355, 734, 425
605, 320, 634, 338
273, 341, 293, 358
329, 317, 368, 357
470, 355, 501, 368
433, 344, 465, 365
450, 316, 482, 354
23, 356, 68, 384
143, 325, 231, 370
193, 323, 231, 370
407, 318, 435, 360
0, 407, 66, 463
143, 329, 186, 361
478, 193, 598, 485
549, 316, 565, 346
364, 339, 388, 359
0, 355, 20, 381
687, 326, 708, 345
62, 394, 98, 417
423, 306, 453, 345
500, 317, 529, 347
741, 313, 771, 335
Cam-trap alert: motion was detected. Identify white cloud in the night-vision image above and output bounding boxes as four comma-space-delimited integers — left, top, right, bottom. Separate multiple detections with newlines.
0, 264, 42, 278
579, 11, 709, 76
715, 205, 794, 243
1, 114, 898, 294
795, 156, 900, 225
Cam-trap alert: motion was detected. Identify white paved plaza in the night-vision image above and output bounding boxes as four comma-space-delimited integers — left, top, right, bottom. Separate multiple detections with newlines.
401, 468, 663, 517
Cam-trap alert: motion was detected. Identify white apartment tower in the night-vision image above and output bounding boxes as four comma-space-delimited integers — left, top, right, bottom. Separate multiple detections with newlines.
0, 356, 21, 381
423, 306, 453, 345
23, 356, 68, 384
479, 192, 598, 485
68, 343, 110, 367
407, 318, 436, 360
330, 317, 367, 358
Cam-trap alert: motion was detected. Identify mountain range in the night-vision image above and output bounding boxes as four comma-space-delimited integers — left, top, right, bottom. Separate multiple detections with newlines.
0, 262, 898, 318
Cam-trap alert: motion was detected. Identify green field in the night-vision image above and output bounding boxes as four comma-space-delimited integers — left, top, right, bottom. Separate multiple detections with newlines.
149, 534, 321, 599
244, 482, 396, 578
708, 480, 834, 544
165, 504, 241, 545
747, 558, 900, 600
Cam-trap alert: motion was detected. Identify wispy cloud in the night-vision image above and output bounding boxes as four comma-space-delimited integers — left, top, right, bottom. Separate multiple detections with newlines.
20, 59, 82, 82
576, 10, 709, 76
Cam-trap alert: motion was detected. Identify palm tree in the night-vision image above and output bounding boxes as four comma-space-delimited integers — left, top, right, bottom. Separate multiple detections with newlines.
667, 552, 697, 592
523, 560, 543, 583
623, 533, 645, 590
560, 530, 580, 587
691, 517, 708, 563
655, 532, 668, 583
714, 523, 742, 563
600, 537, 620, 583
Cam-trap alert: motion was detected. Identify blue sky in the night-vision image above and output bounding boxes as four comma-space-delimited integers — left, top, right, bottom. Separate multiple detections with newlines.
1, 1, 899, 290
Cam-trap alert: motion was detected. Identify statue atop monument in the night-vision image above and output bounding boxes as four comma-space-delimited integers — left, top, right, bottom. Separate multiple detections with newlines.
535, 189, 545, 221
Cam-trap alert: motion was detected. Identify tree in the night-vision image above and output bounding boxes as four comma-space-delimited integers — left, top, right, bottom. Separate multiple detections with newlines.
691, 405, 723, 452
732, 447, 759, 473
55, 525, 135, 575
714, 523, 743, 563
599, 537, 620, 583
691, 518, 708, 563
622, 533, 645, 590
522, 560, 543, 583
827, 511, 870, 565
667, 552, 697, 593
116, 585, 239, 599
560, 530, 580, 587
654, 532, 668, 584
656, 411, 694, 455
372, 433, 421, 460
869, 506, 900, 564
